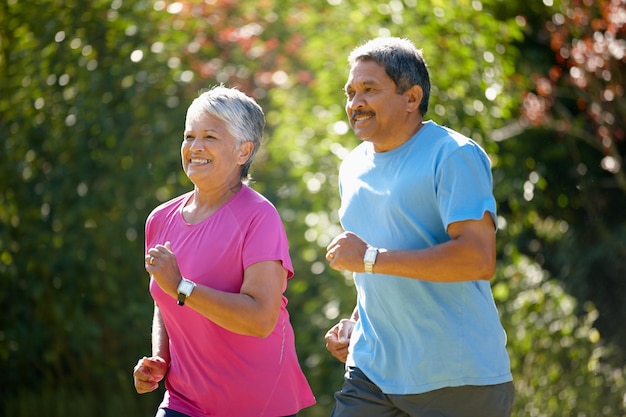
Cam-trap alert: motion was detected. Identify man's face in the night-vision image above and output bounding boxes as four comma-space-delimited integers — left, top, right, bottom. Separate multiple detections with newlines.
344, 60, 416, 152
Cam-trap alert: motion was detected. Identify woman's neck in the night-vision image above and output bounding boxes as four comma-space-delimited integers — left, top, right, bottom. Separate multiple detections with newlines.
183, 181, 242, 224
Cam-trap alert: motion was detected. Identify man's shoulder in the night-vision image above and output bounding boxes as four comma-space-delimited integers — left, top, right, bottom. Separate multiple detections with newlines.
421, 121, 486, 156
422, 121, 470, 144
342, 141, 371, 165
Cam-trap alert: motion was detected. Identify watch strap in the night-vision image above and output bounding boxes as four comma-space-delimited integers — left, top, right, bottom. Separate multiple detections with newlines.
176, 278, 196, 306
364, 247, 378, 273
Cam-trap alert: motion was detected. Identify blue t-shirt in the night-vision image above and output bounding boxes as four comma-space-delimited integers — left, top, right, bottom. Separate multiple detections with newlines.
339, 121, 512, 395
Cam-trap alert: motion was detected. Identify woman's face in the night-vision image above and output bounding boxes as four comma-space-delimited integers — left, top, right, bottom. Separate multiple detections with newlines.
181, 113, 252, 189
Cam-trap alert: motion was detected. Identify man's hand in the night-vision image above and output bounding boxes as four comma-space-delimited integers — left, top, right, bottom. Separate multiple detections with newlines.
324, 318, 356, 362
133, 356, 168, 394
325, 232, 369, 272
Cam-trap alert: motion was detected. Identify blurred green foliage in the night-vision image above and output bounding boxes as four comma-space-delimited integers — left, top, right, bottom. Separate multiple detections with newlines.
1, 0, 624, 416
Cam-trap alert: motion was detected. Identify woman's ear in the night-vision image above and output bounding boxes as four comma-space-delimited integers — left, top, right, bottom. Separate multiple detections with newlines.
405, 85, 423, 113
238, 141, 254, 164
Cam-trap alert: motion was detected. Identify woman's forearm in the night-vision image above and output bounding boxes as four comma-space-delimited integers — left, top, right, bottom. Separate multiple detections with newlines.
151, 304, 170, 362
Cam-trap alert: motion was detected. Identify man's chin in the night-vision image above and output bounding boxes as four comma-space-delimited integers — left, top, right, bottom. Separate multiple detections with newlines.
352, 128, 372, 141
354, 133, 374, 143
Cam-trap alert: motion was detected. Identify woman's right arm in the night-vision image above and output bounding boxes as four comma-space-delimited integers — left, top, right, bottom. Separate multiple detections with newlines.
133, 304, 169, 394
151, 304, 170, 362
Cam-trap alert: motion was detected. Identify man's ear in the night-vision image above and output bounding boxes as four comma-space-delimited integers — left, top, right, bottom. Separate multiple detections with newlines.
405, 85, 423, 113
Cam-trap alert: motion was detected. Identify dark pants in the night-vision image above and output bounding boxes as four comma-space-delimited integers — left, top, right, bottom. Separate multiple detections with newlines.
156, 407, 297, 417
330, 367, 514, 417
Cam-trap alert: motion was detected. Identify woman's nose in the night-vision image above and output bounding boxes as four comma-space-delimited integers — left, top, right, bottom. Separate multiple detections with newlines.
188, 137, 203, 150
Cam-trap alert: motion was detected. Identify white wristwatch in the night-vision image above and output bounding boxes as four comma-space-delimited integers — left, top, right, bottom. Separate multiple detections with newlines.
363, 247, 379, 273
177, 278, 196, 306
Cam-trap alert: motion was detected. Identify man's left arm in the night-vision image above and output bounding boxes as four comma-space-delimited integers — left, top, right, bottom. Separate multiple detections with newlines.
326, 211, 496, 282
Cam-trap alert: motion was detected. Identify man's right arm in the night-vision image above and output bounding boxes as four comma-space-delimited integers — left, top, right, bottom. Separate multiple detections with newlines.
325, 307, 359, 363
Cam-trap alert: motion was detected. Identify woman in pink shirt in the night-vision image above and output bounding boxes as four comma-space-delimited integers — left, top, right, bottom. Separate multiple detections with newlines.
132, 86, 315, 417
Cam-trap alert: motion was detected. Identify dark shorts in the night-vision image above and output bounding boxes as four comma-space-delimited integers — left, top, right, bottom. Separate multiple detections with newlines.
156, 409, 189, 417
330, 367, 514, 417
156, 407, 297, 417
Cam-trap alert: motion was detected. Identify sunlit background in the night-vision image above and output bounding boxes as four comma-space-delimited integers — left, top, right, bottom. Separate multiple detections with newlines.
1, 0, 625, 416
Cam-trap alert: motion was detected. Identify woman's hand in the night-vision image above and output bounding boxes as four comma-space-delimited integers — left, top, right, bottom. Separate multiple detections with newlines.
133, 356, 168, 394
145, 241, 182, 298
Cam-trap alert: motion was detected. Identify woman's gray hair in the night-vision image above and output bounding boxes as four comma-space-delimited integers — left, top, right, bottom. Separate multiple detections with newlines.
187, 85, 265, 181
348, 37, 431, 116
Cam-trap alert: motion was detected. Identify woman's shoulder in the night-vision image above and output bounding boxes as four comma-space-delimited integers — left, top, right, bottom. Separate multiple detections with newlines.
229, 185, 283, 223
147, 192, 191, 221
216, 186, 287, 248
238, 184, 277, 208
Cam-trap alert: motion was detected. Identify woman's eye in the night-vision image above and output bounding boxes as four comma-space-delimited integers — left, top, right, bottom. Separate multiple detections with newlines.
184, 133, 217, 141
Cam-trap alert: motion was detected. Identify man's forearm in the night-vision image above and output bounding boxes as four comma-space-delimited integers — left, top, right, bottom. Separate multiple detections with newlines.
350, 306, 359, 321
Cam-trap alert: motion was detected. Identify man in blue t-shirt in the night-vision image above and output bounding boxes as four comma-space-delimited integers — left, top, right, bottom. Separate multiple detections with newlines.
324, 37, 514, 417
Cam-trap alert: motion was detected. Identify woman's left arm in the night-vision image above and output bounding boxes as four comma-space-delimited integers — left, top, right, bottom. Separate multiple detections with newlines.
147, 241, 287, 337
180, 260, 286, 337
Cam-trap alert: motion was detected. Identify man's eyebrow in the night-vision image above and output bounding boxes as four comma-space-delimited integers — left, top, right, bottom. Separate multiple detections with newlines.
344, 79, 378, 91
349, 79, 378, 87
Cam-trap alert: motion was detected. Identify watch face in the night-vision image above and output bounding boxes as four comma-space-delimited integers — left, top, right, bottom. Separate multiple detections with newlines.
364, 248, 378, 263
179, 280, 195, 295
